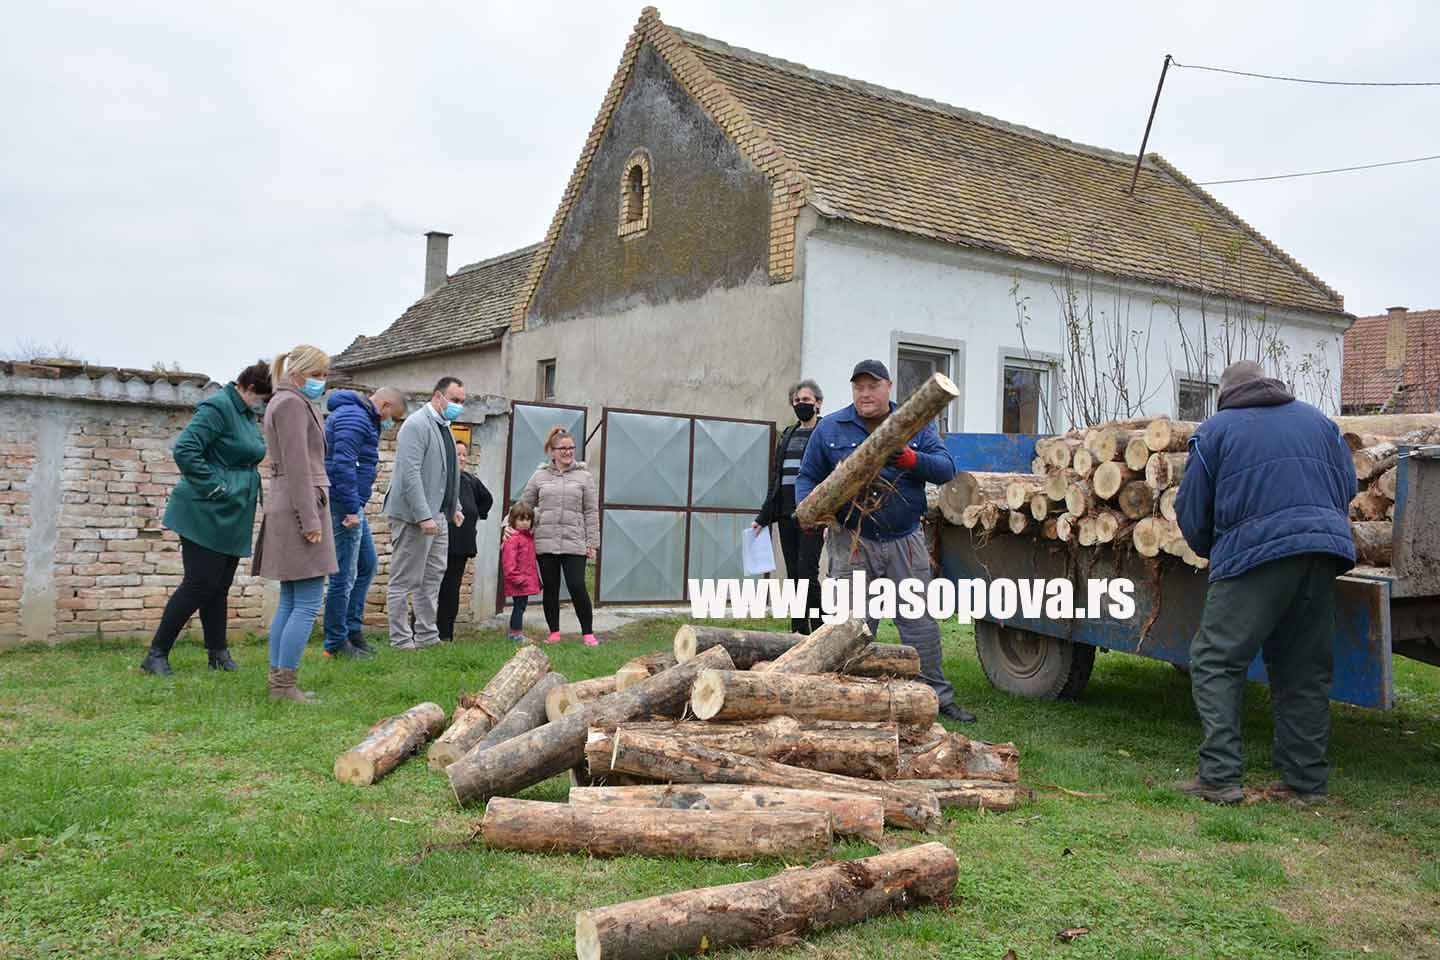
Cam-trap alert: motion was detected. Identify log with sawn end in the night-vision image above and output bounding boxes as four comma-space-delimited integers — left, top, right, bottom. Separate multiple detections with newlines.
897, 726, 1020, 781
764, 618, 872, 674
614, 651, 677, 691
690, 669, 938, 726
545, 675, 618, 722
463, 672, 568, 759
892, 779, 1022, 811
334, 702, 446, 786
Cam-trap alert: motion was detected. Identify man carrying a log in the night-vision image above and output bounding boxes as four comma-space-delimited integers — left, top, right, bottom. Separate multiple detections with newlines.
795, 360, 975, 723
1174, 360, 1357, 806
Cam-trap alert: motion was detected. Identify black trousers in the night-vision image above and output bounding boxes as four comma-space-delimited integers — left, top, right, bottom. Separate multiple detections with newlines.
538, 553, 593, 635
150, 537, 240, 654
776, 515, 824, 634
437, 554, 471, 640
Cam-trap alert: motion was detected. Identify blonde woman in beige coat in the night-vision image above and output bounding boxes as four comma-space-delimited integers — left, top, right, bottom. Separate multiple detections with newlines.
254, 344, 338, 701
518, 427, 599, 645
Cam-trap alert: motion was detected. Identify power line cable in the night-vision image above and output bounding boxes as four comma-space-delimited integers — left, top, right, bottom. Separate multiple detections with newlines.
1171, 59, 1440, 87
1196, 153, 1440, 185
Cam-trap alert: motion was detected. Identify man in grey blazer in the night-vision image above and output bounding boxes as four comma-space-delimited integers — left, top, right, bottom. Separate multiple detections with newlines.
382, 376, 465, 649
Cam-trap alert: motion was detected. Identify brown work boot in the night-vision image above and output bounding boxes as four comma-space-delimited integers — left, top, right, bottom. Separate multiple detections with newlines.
268, 667, 317, 703
1262, 781, 1329, 807
1174, 778, 1243, 805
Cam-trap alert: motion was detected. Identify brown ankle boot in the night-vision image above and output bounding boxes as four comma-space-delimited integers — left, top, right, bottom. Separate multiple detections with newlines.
268, 667, 317, 703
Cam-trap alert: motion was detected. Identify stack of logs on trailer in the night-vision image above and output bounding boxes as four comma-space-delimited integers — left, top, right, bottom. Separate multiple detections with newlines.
927, 415, 1440, 572
333, 624, 1018, 959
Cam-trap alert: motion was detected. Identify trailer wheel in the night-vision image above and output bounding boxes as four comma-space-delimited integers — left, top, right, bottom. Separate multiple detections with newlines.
974, 621, 1096, 700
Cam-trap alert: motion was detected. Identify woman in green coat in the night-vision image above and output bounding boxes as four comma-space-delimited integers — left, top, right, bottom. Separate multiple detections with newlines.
140, 361, 272, 676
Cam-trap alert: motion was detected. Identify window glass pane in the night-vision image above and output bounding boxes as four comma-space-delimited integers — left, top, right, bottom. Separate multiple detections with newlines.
1003, 365, 1043, 434
1178, 381, 1212, 421
897, 349, 949, 433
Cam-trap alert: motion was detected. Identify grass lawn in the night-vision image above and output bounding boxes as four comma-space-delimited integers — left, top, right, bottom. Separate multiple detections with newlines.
2, 617, 1438, 960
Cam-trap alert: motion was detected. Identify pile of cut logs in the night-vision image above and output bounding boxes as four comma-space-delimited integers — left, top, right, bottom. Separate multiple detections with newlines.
332, 621, 1021, 958
928, 413, 1440, 572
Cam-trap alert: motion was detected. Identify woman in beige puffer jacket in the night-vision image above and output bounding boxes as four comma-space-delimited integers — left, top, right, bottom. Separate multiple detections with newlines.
518, 427, 599, 645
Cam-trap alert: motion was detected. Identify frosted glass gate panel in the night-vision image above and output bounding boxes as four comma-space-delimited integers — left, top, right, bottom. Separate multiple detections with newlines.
598, 510, 686, 602
508, 403, 586, 501
691, 419, 771, 510
688, 512, 752, 582
602, 412, 690, 507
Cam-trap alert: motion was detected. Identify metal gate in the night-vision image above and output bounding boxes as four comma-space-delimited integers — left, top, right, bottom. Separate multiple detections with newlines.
596, 407, 773, 604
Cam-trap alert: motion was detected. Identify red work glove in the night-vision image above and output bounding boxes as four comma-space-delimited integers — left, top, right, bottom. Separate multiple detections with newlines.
891, 446, 918, 470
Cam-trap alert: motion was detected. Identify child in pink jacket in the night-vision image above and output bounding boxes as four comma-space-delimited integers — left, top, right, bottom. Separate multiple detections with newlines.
501, 502, 541, 642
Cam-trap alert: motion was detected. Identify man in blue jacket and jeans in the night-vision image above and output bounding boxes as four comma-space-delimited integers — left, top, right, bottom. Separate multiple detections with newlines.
796, 359, 975, 723
1175, 360, 1357, 805
322, 386, 407, 659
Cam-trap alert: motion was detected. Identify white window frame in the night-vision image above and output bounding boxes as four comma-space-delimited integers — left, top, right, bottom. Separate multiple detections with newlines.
997, 347, 1060, 434
1173, 371, 1218, 421
890, 332, 964, 434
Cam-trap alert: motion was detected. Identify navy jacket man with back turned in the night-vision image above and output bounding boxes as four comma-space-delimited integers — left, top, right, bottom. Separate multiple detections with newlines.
1172, 360, 1356, 806
796, 359, 974, 722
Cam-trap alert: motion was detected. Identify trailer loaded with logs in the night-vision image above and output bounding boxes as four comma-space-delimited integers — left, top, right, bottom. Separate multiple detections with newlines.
928, 415, 1440, 709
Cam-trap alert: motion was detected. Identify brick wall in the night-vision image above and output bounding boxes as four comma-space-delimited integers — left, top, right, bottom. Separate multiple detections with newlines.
0, 361, 508, 649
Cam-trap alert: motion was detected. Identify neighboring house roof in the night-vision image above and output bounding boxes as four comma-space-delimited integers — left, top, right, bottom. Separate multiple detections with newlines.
1342, 308, 1440, 413
334, 243, 539, 371
513, 8, 1345, 329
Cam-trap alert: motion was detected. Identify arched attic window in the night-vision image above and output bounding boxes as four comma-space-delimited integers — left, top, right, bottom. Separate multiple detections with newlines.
618, 149, 651, 239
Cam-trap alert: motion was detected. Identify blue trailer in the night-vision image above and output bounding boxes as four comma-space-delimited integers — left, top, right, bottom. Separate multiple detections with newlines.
936, 434, 1440, 709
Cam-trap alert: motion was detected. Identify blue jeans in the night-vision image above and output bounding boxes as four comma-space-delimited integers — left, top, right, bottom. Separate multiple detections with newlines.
270, 577, 325, 669
322, 504, 376, 652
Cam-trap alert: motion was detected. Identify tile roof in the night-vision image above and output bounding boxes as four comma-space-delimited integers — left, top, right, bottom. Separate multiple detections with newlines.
674, 25, 1345, 316
1342, 308, 1440, 412
334, 243, 539, 370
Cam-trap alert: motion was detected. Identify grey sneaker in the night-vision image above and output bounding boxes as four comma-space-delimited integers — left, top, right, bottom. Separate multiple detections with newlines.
1175, 778, 1244, 805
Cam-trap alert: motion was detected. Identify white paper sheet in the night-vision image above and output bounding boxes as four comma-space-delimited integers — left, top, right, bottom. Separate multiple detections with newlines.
741, 525, 777, 576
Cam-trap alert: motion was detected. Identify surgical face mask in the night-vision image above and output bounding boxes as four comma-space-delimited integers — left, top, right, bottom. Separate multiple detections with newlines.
793, 401, 816, 422
380, 417, 395, 433
251, 402, 267, 417
442, 401, 463, 421
301, 378, 326, 400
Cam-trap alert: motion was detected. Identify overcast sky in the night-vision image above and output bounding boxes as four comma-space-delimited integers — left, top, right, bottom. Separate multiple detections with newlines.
3, 0, 1436, 379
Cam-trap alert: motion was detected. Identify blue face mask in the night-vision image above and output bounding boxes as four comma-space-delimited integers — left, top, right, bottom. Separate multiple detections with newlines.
301, 378, 326, 400
251, 402, 267, 417
380, 418, 395, 433
442, 401, 463, 422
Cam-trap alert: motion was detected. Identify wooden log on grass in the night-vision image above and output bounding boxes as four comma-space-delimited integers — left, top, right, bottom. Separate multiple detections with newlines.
1092, 461, 1139, 500
892, 779, 1022, 811
675, 625, 916, 677
457, 644, 550, 721
585, 718, 901, 780
1352, 521, 1393, 566
334, 702, 446, 786
795, 372, 960, 527
764, 618, 871, 675
898, 727, 1020, 782
573, 842, 959, 960
608, 731, 942, 831
465, 672, 568, 758
614, 652, 677, 691
1144, 418, 1198, 453
482, 797, 831, 862
545, 676, 617, 722
691, 669, 939, 726
446, 646, 735, 807
568, 784, 886, 844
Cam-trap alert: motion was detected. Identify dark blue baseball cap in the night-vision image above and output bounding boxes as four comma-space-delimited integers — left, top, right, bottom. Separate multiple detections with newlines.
850, 359, 891, 382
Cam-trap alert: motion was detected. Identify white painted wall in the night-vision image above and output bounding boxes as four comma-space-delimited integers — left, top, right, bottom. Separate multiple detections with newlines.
801, 221, 1349, 432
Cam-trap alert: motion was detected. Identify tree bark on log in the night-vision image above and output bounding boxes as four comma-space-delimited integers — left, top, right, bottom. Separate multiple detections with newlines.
795, 372, 960, 527
1118, 481, 1154, 519
608, 731, 943, 831
891, 780, 1021, 811
567, 784, 886, 844
335, 702, 446, 786
615, 652, 678, 691
546, 676, 618, 722
848, 643, 921, 678
691, 669, 939, 726
428, 708, 497, 771
897, 728, 1019, 781
1144, 419, 1198, 453
1333, 413, 1440, 436
458, 644, 550, 723
447, 646, 735, 807
466, 673, 568, 758
1145, 452, 1188, 491
586, 718, 901, 780
978, 502, 1002, 531
1124, 435, 1153, 471
573, 842, 959, 960
482, 797, 831, 862
1353, 441, 1399, 481
1092, 462, 1140, 500
1352, 521, 1393, 566
1350, 489, 1392, 521
764, 618, 872, 675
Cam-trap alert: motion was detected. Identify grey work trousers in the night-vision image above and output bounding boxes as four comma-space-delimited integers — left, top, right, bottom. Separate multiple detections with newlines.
387, 513, 449, 649
826, 524, 955, 709
1189, 553, 1338, 794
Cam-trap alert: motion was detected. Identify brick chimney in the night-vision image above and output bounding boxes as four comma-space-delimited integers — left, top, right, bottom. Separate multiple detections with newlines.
424, 231, 452, 296
1385, 306, 1409, 369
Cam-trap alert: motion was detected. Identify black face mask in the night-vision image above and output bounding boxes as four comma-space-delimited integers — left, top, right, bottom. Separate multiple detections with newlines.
793, 402, 816, 422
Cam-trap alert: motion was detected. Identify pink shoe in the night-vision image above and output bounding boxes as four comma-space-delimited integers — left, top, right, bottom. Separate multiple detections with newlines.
582, 634, 599, 647
545, 632, 562, 645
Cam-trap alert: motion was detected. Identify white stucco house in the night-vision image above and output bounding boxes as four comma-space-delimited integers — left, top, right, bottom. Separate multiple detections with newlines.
335, 7, 1351, 438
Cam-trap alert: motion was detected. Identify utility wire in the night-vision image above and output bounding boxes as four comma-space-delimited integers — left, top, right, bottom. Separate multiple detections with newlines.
1196, 153, 1440, 185
1171, 59, 1440, 87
